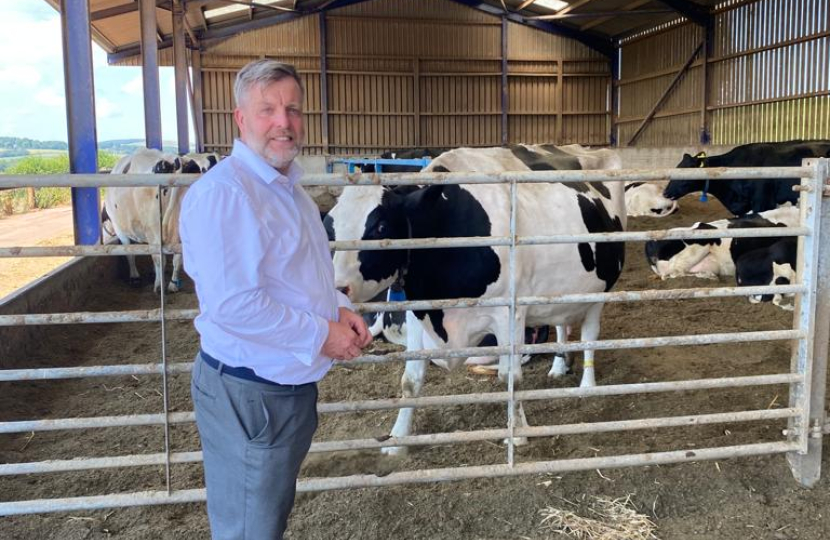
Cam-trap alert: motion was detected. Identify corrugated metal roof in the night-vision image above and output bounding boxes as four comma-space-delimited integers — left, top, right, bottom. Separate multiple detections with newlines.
42, 0, 720, 60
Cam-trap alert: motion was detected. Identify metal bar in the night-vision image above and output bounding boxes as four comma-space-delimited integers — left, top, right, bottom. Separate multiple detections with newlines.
0, 451, 203, 476
788, 159, 828, 487
319, 12, 329, 154
191, 50, 205, 152
0, 374, 800, 435
0, 408, 797, 476
507, 177, 518, 465
531, 9, 676, 19
0, 284, 806, 327
0, 412, 195, 434
0, 165, 816, 189
172, 0, 190, 154
700, 18, 713, 144
655, 0, 709, 26
140, 0, 163, 150
627, 41, 704, 146
347, 331, 803, 367
0, 442, 797, 516
155, 185, 173, 494
0, 362, 194, 382
61, 0, 100, 246
501, 16, 508, 145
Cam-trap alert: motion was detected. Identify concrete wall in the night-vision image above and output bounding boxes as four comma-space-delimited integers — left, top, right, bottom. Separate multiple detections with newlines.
0, 256, 119, 367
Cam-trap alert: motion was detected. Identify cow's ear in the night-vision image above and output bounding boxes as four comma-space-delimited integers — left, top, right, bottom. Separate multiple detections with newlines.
405, 184, 444, 211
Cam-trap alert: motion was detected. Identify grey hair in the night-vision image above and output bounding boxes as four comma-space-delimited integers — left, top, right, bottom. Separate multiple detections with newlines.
233, 59, 304, 107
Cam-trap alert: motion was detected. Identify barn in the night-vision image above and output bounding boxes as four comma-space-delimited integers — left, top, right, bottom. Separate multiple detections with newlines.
1, 0, 829, 538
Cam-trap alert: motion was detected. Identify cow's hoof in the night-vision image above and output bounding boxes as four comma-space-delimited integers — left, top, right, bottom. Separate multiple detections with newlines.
167, 281, 181, 293
548, 356, 569, 378
128, 278, 142, 288
503, 436, 529, 447
381, 445, 408, 457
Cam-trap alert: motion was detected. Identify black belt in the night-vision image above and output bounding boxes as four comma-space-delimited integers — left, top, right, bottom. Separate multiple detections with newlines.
199, 349, 312, 389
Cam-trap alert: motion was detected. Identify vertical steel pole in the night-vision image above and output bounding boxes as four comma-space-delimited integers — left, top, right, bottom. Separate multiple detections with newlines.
699, 18, 713, 145
172, 0, 190, 154
788, 158, 829, 487
140, 0, 163, 150
61, 0, 100, 246
501, 16, 508, 146
507, 178, 518, 466
191, 50, 205, 153
609, 50, 619, 147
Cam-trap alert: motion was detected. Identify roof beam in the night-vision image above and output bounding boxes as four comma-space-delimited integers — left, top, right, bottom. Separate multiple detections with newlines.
580, 0, 649, 30
530, 8, 674, 20
553, 0, 598, 16
517, 0, 537, 9
657, 0, 709, 26
447, 0, 614, 57
90, 1, 172, 22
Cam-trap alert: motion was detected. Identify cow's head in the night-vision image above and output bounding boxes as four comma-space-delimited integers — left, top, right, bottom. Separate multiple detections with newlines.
625, 182, 678, 217
153, 157, 182, 174
329, 185, 414, 302
180, 153, 221, 173
664, 152, 709, 201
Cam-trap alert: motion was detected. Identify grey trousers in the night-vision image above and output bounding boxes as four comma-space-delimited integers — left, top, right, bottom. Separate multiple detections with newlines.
191, 353, 318, 540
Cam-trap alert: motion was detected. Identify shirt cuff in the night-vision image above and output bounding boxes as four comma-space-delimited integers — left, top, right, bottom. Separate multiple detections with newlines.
294, 313, 330, 366
335, 290, 354, 311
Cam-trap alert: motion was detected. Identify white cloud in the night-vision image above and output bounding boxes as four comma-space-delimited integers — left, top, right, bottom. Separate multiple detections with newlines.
96, 96, 119, 119
0, 7, 62, 66
121, 75, 144, 96
0, 65, 41, 87
35, 88, 66, 108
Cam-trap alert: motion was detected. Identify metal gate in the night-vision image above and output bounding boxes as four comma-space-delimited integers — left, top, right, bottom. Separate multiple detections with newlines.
0, 159, 827, 515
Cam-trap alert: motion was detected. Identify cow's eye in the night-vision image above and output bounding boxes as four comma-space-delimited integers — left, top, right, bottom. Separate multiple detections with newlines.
378, 224, 385, 233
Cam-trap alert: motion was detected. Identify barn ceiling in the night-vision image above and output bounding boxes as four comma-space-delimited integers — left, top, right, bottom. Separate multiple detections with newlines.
42, 0, 723, 60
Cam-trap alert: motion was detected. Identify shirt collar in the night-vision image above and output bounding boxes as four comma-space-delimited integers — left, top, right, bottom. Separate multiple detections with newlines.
231, 139, 304, 190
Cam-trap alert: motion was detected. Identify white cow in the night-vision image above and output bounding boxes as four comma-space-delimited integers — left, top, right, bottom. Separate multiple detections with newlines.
104, 148, 219, 292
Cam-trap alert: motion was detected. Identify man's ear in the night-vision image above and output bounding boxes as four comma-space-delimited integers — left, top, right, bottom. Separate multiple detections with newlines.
233, 108, 244, 133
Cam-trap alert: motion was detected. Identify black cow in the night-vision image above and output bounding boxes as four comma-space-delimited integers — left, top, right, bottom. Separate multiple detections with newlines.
735, 238, 797, 310
665, 140, 830, 215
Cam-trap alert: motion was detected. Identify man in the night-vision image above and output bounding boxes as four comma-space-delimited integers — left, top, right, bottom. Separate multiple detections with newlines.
180, 60, 371, 540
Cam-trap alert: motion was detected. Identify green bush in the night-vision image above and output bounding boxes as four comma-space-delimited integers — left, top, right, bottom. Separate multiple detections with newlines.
0, 151, 122, 212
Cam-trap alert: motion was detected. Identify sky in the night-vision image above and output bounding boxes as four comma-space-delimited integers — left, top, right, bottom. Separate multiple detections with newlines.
0, 1, 192, 144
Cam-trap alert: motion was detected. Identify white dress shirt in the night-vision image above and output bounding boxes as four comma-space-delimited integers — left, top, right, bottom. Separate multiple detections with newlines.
180, 139, 351, 384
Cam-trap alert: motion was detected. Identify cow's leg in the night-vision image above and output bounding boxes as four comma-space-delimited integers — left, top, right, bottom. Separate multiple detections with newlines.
579, 304, 604, 388
548, 325, 572, 378
111, 228, 141, 287
496, 310, 529, 447
383, 312, 427, 457
168, 253, 183, 293
151, 253, 164, 294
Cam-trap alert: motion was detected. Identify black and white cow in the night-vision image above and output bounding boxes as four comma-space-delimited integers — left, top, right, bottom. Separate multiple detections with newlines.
624, 181, 677, 218
644, 206, 798, 280
104, 149, 220, 292
735, 238, 797, 310
664, 140, 830, 215
327, 144, 625, 452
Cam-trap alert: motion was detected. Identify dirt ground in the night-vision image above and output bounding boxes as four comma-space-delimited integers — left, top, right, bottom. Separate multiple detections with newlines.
1, 197, 829, 540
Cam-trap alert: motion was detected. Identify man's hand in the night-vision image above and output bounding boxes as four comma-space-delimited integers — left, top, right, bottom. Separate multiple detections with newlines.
338, 307, 373, 347
322, 321, 363, 361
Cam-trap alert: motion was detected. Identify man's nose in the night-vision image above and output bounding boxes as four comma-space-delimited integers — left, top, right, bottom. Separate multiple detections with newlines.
273, 108, 290, 128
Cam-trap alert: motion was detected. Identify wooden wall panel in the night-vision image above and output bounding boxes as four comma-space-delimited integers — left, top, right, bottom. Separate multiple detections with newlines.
198, 0, 612, 155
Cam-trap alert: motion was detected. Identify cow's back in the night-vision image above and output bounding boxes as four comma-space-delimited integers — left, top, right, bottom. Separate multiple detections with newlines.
423, 145, 625, 324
